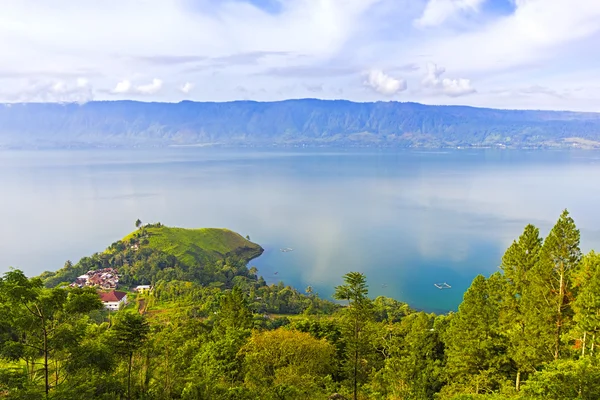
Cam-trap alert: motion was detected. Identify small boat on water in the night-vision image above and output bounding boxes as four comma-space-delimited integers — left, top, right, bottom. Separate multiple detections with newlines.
280, 248, 294, 252
434, 282, 451, 290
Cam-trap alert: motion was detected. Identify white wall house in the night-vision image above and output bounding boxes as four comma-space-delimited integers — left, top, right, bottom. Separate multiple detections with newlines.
99, 290, 128, 311
134, 285, 152, 294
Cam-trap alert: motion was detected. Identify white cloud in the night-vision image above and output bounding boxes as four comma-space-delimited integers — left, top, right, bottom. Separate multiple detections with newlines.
422, 63, 446, 88
441, 78, 476, 97
180, 82, 194, 94
419, 0, 600, 73
422, 63, 475, 96
2, 79, 94, 103
76, 77, 89, 88
112, 80, 132, 94
0, 0, 599, 110
110, 79, 162, 95
51, 81, 68, 94
415, 0, 486, 27
364, 69, 407, 96
136, 78, 163, 95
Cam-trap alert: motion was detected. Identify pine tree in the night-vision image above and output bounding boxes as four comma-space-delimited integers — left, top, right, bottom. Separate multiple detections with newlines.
532, 209, 581, 360
218, 286, 253, 333
499, 224, 542, 390
573, 252, 600, 357
443, 273, 510, 395
334, 272, 374, 400
112, 312, 150, 400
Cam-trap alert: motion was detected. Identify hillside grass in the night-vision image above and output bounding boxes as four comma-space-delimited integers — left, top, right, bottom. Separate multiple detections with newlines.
123, 226, 263, 266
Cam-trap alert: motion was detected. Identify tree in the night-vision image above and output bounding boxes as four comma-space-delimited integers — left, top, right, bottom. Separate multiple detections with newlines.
373, 312, 445, 399
523, 358, 600, 399
499, 224, 542, 390
241, 329, 335, 398
572, 252, 600, 357
532, 209, 581, 360
442, 274, 510, 396
0, 269, 102, 399
135, 219, 142, 229
333, 272, 374, 400
111, 312, 150, 400
218, 286, 253, 333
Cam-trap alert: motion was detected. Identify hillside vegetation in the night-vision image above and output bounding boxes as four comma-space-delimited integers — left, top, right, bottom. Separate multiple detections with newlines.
2, 99, 600, 149
121, 226, 263, 266
41, 224, 263, 288
3, 211, 600, 399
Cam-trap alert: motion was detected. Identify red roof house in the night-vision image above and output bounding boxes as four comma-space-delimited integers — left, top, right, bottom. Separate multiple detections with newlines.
99, 290, 128, 310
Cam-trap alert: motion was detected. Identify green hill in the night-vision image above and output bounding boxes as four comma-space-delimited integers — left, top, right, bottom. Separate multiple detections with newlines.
41, 225, 263, 288
122, 226, 263, 265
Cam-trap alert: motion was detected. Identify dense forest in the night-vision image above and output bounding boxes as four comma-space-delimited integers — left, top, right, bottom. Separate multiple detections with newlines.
2, 100, 600, 149
2, 209, 600, 399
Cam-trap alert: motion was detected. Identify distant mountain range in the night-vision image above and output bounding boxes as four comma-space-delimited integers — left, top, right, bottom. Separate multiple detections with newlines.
1, 99, 600, 149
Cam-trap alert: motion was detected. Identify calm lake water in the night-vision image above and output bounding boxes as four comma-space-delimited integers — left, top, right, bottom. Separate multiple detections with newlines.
1, 148, 600, 312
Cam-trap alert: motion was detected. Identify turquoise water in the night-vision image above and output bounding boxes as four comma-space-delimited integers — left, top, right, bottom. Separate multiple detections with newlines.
1, 148, 600, 312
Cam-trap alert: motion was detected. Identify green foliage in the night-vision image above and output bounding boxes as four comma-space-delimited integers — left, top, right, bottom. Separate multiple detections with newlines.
334, 272, 376, 400
240, 329, 336, 399
522, 358, 600, 399
572, 251, 600, 357
529, 209, 581, 361
5, 211, 600, 399
122, 226, 263, 267
442, 274, 511, 396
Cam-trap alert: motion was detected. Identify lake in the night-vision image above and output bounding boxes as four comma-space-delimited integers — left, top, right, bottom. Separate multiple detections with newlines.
1, 148, 600, 312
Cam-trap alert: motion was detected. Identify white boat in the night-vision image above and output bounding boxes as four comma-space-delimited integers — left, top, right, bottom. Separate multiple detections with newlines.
280, 248, 294, 252
434, 282, 451, 289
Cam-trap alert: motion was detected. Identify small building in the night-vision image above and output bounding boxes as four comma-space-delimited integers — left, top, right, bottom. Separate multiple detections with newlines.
134, 285, 152, 293
99, 290, 128, 311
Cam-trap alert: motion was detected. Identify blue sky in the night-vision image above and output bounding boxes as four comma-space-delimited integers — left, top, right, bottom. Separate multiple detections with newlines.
1, 0, 599, 111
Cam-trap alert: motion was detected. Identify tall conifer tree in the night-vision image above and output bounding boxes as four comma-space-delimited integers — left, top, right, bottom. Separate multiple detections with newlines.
443, 273, 509, 395
500, 224, 542, 390
530, 209, 581, 360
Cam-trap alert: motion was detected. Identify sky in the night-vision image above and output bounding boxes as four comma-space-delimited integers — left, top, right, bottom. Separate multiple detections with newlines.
1, 0, 600, 111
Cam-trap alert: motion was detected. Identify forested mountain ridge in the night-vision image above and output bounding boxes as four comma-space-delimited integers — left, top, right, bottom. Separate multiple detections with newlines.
2, 211, 600, 399
2, 99, 600, 149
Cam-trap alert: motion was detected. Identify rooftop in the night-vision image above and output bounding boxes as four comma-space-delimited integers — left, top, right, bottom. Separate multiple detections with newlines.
99, 290, 127, 303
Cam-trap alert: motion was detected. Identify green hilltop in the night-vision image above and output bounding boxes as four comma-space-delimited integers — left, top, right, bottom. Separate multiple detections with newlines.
41, 224, 263, 288
120, 225, 263, 266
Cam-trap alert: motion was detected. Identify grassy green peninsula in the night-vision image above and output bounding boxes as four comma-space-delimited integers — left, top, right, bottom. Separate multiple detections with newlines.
119, 225, 264, 266
2, 212, 600, 399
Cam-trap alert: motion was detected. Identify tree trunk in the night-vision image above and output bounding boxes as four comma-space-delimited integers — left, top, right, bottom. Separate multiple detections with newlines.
55, 358, 59, 389
592, 334, 596, 355
353, 316, 358, 400
516, 370, 521, 391
43, 325, 49, 400
555, 266, 565, 360
353, 349, 358, 400
582, 331, 587, 357
127, 351, 133, 400
165, 347, 171, 399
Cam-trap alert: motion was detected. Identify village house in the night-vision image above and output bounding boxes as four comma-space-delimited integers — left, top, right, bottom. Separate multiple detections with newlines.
71, 268, 119, 289
133, 285, 152, 294
99, 290, 128, 311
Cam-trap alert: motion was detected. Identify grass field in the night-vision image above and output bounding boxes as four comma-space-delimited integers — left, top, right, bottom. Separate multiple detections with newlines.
122, 226, 264, 266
